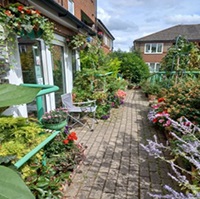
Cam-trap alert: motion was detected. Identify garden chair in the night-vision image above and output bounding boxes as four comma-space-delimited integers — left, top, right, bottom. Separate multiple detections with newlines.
61, 93, 98, 131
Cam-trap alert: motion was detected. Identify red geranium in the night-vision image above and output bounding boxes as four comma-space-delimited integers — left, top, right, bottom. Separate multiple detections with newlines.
153, 118, 158, 123
17, 5, 24, 12
63, 132, 78, 145
68, 132, 78, 141
25, 9, 32, 14
63, 139, 69, 144
158, 97, 165, 103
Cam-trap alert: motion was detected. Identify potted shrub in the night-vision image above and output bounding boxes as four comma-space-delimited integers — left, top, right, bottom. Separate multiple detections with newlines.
40, 107, 68, 130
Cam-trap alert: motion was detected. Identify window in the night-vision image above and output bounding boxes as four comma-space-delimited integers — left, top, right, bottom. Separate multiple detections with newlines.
103, 35, 113, 49
68, 0, 74, 15
147, 62, 161, 73
145, 43, 163, 54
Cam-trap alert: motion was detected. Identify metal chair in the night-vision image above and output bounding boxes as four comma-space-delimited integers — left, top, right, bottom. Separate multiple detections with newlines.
61, 93, 98, 131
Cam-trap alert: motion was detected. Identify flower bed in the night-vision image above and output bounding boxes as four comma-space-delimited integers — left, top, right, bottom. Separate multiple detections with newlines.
144, 97, 200, 198
26, 126, 87, 198
0, 116, 87, 198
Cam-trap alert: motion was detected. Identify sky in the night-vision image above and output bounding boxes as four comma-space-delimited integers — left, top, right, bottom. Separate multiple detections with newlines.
97, 0, 200, 52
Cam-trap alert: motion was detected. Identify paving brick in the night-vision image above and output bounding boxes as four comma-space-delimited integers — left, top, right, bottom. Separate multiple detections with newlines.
62, 90, 178, 199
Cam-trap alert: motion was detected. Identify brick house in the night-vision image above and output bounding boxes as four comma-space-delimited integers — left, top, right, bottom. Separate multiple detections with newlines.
133, 24, 200, 73
0, 0, 114, 117
97, 19, 115, 53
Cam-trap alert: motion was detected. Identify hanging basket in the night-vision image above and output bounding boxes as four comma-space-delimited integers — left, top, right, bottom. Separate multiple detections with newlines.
20, 29, 44, 40
42, 120, 67, 130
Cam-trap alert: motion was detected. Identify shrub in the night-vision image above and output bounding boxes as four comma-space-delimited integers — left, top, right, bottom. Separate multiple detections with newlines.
162, 79, 200, 125
110, 51, 150, 84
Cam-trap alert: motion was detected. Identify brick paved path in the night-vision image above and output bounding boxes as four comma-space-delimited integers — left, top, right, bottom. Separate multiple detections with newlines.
62, 90, 178, 199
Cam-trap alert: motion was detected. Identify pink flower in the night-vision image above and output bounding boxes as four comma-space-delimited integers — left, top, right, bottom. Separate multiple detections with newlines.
163, 120, 171, 127
152, 104, 160, 109
159, 119, 164, 123
116, 89, 126, 100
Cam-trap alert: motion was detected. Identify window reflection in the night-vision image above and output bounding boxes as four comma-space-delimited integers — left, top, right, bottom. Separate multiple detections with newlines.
52, 45, 65, 108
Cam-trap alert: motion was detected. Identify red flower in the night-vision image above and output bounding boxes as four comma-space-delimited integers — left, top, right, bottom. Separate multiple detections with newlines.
158, 97, 165, 103
63, 139, 69, 144
18, 5, 24, 12
35, 10, 40, 15
68, 132, 78, 141
153, 118, 158, 123
25, 9, 32, 14
4, 10, 12, 16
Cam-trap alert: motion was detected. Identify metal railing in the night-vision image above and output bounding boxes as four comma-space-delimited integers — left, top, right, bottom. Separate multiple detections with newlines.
14, 84, 60, 169
149, 71, 200, 84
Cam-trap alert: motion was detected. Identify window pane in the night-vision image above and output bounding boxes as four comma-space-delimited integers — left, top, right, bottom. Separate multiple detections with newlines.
156, 63, 161, 71
151, 44, 157, 53
149, 63, 155, 72
157, 44, 162, 52
145, 44, 150, 53
68, 0, 74, 14
19, 40, 45, 117
52, 45, 65, 108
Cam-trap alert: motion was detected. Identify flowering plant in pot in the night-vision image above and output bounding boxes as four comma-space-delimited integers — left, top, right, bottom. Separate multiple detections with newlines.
41, 107, 68, 130
0, 3, 54, 47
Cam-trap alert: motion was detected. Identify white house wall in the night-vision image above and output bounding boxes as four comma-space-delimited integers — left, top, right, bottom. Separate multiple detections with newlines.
3, 35, 28, 117
1, 0, 83, 118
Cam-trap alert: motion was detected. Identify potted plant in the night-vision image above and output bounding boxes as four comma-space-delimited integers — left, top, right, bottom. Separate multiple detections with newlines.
40, 107, 68, 130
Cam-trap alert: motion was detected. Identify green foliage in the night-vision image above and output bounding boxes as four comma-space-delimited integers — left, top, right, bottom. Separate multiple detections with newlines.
26, 133, 86, 198
106, 76, 127, 94
161, 36, 200, 71
26, 161, 63, 199
92, 91, 108, 103
161, 78, 200, 125
68, 34, 89, 50
96, 103, 111, 119
140, 81, 161, 95
80, 44, 104, 69
0, 116, 49, 179
0, 166, 35, 199
72, 37, 127, 120
110, 51, 150, 84
0, 84, 40, 109
0, 3, 54, 48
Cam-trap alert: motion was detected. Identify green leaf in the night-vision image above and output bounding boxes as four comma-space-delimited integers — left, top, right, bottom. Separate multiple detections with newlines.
0, 84, 41, 108
0, 166, 35, 199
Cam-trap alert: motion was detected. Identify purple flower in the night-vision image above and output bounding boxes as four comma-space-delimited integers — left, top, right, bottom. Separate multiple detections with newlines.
64, 125, 71, 135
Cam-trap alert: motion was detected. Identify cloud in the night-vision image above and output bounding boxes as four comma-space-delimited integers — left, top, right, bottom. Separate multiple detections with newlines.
97, 8, 111, 24
107, 18, 138, 32
97, 0, 200, 51
165, 14, 200, 24
106, 0, 144, 8
98, 8, 138, 32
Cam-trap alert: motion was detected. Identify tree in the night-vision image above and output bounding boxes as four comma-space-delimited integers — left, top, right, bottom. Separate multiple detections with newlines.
161, 36, 200, 71
110, 51, 150, 84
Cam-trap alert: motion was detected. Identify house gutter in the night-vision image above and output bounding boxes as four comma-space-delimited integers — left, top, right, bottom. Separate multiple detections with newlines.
28, 0, 95, 35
